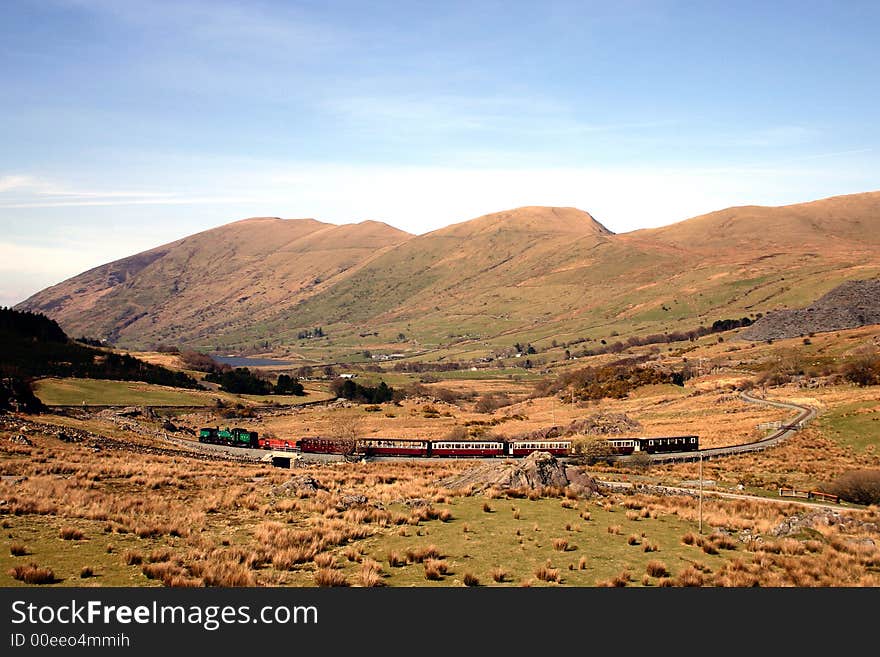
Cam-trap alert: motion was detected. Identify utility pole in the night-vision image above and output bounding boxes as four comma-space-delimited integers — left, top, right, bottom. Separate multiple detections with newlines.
698, 450, 703, 534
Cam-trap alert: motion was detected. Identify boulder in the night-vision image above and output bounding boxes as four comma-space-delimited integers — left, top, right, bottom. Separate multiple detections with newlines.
440, 451, 599, 497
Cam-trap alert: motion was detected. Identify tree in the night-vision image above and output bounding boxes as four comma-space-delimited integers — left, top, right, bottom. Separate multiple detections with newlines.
274, 374, 304, 395
571, 437, 614, 464
328, 409, 363, 444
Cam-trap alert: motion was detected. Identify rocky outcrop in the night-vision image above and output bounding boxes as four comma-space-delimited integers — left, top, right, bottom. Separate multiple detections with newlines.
740, 278, 880, 341
271, 474, 326, 496
439, 451, 600, 497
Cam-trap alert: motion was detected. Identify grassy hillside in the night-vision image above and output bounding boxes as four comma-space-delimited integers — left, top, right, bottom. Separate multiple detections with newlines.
16, 192, 880, 363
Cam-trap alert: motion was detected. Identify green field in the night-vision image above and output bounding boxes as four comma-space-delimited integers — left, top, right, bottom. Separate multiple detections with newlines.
33, 378, 334, 407
346, 496, 724, 586
0, 495, 729, 588
818, 401, 880, 453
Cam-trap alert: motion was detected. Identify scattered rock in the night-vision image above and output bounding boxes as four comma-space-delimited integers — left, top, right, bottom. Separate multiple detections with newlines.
336, 494, 368, 510
10, 434, 32, 446
440, 451, 599, 497
271, 474, 326, 496
740, 278, 880, 341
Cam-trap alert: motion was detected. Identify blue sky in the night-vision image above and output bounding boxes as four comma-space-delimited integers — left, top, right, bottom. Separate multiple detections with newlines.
1, 0, 878, 306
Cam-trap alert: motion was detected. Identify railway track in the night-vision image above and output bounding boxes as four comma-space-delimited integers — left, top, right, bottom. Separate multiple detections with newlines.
634, 391, 817, 464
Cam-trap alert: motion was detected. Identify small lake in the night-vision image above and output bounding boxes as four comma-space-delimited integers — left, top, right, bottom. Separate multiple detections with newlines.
213, 356, 296, 367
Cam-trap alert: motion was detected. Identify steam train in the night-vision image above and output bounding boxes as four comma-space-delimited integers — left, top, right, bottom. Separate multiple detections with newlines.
198, 427, 699, 458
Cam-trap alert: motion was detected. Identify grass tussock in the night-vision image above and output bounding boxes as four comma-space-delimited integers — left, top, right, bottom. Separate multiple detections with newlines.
535, 564, 560, 583
59, 526, 84, 541
646, 560, 669, 578
491, 566, 508, 583
10, 542, 28, 556
123, 550, 143, 566
358, 559, 384, 587
406, 545, 441, 563
314, 568, 349, 587
424, 558, 449, 580
9, 563, 56, 584
462, 572, 480, 587
552, 538, 569, 552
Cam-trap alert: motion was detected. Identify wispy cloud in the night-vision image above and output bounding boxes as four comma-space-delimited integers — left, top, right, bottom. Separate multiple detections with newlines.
0, 173, 259, 208
324, 94, 676, 139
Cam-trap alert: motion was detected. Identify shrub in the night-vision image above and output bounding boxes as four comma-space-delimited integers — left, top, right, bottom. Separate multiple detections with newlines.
10, 542, 27, 556
80, 566, 95, 578
491, 567, 508, 583
825, 470, 880, 505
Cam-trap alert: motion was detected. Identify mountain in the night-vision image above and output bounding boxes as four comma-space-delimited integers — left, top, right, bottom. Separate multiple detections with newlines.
18, 217, 411, 348
16, 192, 880, 359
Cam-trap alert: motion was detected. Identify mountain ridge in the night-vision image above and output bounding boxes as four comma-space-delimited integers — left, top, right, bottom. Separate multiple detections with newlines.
16, 191, 880, 357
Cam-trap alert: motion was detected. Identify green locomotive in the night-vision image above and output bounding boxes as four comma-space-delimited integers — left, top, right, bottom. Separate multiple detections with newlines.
198, 426, 259, 448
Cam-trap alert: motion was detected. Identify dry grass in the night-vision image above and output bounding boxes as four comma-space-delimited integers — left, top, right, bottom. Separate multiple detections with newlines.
358, 559, 384, 587
314, 568, 349, 587
406, 545, 441, 563
675, 566, 705, 587
313, 553, 337, 569
535, 563, 560, 583
646, 560, 669, 577
552, 538, 569, 552
59, 526, 84, 540
462, 572, 480, 587
9, 563, 56, 584
491, 566, 508, 583
122, 549, 143, 566
10, 542, 28, 556
424, 558, 450, 580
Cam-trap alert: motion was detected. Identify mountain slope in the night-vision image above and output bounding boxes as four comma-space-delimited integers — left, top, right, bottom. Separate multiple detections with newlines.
16, 192, 880, 358
19, 217, 412, 347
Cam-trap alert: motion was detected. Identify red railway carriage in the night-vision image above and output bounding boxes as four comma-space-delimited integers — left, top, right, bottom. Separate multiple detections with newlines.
358, 438, 430, 457
258, 437, 298, 452
429, 440, 505, 458
299, 437, 357, 455
505, 440, 572, 457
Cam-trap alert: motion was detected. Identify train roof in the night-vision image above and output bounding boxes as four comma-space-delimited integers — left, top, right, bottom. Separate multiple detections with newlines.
607, 435, 699, 440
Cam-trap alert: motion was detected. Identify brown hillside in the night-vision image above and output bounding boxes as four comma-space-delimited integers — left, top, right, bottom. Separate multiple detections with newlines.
16, 191, 880, 356
639, 191, 880, 254
18, 217, 412, 345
